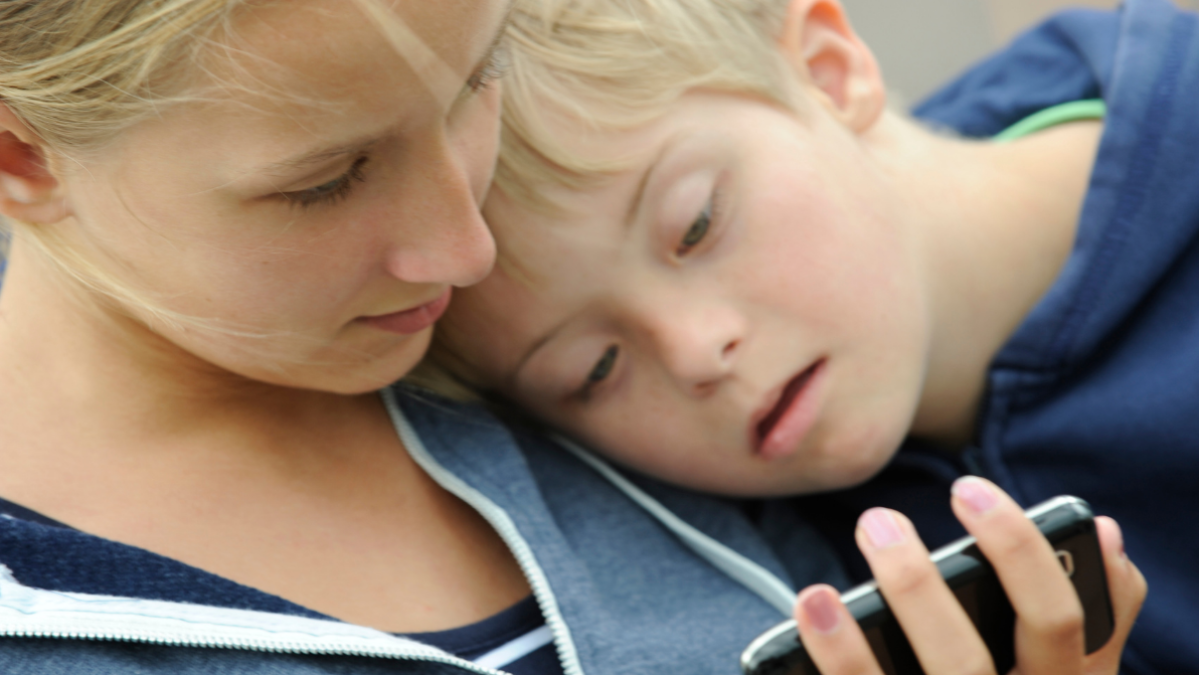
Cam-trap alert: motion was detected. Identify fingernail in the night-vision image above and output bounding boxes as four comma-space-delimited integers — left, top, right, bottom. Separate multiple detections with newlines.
859, 507, 905, 549
953, 476, 1000, 515
800, 587, 841, 634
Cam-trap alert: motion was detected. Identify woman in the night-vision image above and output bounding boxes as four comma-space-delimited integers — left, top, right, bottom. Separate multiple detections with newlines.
0, 1, 1143, 674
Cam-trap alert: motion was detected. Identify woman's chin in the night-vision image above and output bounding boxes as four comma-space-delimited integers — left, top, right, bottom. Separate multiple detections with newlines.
210, 331, 436, 397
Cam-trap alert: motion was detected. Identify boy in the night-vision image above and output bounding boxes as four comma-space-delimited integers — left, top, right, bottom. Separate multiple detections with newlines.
435, 0, 1192, 672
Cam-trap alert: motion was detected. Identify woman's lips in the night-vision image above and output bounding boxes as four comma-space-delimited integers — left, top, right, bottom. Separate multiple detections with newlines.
753, 359, 827, 460
359, 288, 452, 335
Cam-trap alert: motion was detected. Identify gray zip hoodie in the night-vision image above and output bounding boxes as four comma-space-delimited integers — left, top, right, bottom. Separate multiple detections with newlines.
0, 385, 847, 674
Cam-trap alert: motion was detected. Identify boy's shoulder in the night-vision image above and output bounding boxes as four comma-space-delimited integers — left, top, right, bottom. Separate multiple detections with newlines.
913, 0, 1188, 138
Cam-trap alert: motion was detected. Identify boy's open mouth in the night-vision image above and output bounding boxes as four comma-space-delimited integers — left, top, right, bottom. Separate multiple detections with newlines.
754, 359, 825, 457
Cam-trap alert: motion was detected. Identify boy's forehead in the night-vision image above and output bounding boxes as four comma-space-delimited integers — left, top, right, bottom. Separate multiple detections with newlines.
443, 263, 564, 387
448, 184, 636, 385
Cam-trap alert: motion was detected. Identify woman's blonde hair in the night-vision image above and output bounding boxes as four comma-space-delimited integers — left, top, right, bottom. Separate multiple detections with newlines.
493, 0, 798, 213
0, 0, 434, 350
0, 0, 257, 331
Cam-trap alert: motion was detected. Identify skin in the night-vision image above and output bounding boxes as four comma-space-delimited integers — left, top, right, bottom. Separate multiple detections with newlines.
0, 0, 530, 632
441, 0, 1099, 496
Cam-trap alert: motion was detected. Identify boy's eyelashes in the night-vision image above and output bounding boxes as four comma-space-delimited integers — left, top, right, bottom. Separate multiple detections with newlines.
577, 344, 620, 401
677, 199, 712, 255
672, 187, 723, 257
280, 156, 370, 210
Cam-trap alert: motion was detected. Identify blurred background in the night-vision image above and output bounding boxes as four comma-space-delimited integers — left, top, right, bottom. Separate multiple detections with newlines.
842, 0, 1199, 104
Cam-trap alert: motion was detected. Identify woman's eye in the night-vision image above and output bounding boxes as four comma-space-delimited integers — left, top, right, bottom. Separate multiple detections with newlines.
587, 345, 620, 385
677, 201, 711, 255
466, 43, 510, 93
282, 157, 369, 209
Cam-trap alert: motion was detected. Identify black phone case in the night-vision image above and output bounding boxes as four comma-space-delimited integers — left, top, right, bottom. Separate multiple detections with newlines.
741, 496, 1115, 675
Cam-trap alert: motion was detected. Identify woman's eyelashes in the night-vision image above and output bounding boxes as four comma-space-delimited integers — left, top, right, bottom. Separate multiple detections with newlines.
466, 42, 510, 93
281, 156, 369, 210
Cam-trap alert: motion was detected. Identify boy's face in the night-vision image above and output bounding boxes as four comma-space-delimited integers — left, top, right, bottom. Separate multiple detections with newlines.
443, 91, 931, 496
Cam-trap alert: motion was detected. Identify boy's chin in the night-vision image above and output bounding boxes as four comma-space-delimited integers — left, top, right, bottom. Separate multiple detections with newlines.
747, 426, 906, 497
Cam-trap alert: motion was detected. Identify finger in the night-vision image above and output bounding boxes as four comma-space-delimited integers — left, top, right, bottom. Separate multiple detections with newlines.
856, 507, 997, 675
950, 478, 1083, 675
1082, 516, 1147, 675
794, 584, 885, 675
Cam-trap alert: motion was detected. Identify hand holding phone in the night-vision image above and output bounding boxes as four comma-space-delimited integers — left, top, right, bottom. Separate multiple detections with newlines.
744, 479, 1146, 675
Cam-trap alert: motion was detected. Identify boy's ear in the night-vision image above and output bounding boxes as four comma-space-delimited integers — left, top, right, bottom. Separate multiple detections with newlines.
778, 0, 886, 133
0, 103, 72, 224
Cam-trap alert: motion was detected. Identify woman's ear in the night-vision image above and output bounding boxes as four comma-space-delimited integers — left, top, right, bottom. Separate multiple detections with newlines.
0, 104, 71, 224
778, 0, 887, 133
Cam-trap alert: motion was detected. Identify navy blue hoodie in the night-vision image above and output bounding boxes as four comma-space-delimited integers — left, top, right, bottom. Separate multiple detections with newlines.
798, 2, 1199, 674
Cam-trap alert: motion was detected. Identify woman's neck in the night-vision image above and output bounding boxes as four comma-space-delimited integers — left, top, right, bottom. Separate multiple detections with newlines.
0, 241, 533, 632
876, 114, 1103, 446
0, 238, 374, 498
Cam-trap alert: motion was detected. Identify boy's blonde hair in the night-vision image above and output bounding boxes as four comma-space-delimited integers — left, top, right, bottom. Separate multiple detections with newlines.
494, 0, 799, 213
420, 0, 803, 399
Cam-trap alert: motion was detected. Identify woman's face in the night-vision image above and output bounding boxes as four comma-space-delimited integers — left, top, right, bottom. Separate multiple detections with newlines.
53, 0, 507, 393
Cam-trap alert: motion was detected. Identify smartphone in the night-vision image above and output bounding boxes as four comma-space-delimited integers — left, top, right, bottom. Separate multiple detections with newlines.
741, 495, 1115, 675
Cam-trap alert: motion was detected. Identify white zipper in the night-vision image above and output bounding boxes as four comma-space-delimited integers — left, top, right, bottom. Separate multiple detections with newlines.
0, 566, 504, 674
380, 388, 586, 675
551, 434, 798, 617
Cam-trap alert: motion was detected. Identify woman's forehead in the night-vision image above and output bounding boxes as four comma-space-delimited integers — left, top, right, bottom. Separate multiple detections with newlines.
107, 0, 509, 182
210, 0, 507, 112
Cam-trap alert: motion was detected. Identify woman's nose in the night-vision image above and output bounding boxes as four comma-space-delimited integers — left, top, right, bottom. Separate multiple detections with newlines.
381, 138, 497, 287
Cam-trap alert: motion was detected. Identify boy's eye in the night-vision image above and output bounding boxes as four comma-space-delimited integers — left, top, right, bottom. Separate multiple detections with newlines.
587, 345, 620, 385
677, 201, 711, 255
281, 157, 369, 209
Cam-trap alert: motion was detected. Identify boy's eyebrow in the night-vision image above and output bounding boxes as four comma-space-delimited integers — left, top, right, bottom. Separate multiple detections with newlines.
623, 133, 683, 228
513, 313, 573, 383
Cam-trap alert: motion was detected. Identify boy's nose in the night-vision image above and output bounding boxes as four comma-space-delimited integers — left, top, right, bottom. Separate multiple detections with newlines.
643, 303, 744, 396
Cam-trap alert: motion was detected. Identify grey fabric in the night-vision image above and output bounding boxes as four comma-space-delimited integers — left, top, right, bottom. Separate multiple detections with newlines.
0, 387, 847, 674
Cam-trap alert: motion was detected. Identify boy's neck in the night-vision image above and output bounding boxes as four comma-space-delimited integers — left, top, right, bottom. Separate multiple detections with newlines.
884, 114, 1103, 447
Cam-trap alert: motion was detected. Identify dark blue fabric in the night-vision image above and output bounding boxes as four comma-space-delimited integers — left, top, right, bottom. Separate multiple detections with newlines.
798, 2, 1199, 674
0, 498, 72, 529
406, 596, 561, 675
0, 516, 329, 621
405, 596, 541, 658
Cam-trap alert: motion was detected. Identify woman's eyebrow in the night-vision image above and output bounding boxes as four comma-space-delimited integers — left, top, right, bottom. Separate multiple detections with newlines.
256, 137, 379, 177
